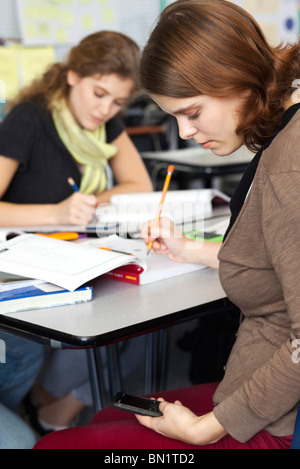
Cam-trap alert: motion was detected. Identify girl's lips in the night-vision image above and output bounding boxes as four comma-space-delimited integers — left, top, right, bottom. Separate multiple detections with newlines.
200, 141, 213, 149
91, 115, 104, 124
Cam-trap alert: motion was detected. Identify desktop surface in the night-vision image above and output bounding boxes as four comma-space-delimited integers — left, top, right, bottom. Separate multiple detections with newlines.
142, 146, 254, 167
0, 211, 230, 348
0, 268, 226, 348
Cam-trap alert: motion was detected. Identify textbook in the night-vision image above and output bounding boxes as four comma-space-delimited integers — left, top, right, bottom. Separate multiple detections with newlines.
103, 258, 204, 285
84, 235, 206, 286
0, 233, 206, 291
0, 233, 144, 291
0, 271, 41, 286
109, 188, 229, 211
0, 282, 93, 315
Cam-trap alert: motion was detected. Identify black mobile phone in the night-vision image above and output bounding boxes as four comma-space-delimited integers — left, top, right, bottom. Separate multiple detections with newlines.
112, 392, 163, 417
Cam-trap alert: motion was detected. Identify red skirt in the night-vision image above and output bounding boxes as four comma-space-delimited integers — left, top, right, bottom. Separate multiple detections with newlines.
34, 382, 293, 449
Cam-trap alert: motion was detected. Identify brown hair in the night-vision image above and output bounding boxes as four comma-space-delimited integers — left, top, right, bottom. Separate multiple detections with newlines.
140, 0, 300, 151
9, 31, 140, 110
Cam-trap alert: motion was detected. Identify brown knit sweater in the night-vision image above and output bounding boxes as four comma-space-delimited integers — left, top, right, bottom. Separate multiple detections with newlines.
214, 106, 300, 443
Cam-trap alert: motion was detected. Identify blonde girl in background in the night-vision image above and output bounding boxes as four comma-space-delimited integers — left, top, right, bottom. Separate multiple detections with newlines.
0, 30, 152, 226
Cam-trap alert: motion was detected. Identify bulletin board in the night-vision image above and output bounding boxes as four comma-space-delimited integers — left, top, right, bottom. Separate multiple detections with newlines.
0, 44, 56, 100
0, 0, 299, 104
14, 0, 161, 47
117, 1, 160, 49
235, 0, 299, 45
160, 0, 299, 45
0, 0, 161, 103
16, 0, 121, 46
1, 0, 299, 47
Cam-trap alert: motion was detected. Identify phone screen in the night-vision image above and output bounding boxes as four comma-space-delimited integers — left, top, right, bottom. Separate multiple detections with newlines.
113, 392, 163, 417
119, 394, 154, 409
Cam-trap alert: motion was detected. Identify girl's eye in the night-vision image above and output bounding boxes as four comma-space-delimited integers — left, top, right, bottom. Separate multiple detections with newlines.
115, 100, 127, 107
188, 113, 200, 121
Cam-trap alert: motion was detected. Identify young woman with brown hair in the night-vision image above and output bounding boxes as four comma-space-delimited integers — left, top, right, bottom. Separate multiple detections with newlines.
34, 0, 300, 448
0, 31, 152, 227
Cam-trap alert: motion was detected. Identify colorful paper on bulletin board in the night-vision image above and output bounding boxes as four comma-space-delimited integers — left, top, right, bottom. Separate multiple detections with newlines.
16, 0, 121, 46
0, 44, 56, 103
235, 0, 299, 45
0, 46, 20, 101
18, 46, 56, 86
160, 1, 299, 43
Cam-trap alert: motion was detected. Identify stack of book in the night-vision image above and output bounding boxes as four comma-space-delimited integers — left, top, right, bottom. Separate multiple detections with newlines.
0, 272, 93, 315
0, 217, 226, 312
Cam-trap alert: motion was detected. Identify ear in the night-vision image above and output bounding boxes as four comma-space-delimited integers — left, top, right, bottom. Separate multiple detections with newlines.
67, 70, 81, 87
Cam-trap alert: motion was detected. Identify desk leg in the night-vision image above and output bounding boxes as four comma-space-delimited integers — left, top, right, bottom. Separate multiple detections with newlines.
106, 343, 122, 398
144, 332, 155, 394
144, 329, 169, 394
86, 348, 107, 413
159, 328, 169, 391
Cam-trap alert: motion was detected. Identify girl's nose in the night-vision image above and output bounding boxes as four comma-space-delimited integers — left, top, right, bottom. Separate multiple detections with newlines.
99, 98, 112, 117
177, 118, 198, 140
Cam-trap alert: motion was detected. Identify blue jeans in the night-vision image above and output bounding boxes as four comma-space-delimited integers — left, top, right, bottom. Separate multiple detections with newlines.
0, 403, 37, 449
0, 332, 45, 410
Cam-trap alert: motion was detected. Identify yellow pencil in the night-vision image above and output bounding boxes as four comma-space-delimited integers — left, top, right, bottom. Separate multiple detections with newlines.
147, 165, 174, 255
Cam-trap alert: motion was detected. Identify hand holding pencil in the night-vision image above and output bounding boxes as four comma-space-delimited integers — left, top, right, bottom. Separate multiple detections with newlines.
142, 212, 187, 262
53, 177, 97, 226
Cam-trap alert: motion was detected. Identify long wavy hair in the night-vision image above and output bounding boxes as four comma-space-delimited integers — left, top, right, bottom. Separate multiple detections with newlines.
9, 30, 140, 111
140, 0, 300, 151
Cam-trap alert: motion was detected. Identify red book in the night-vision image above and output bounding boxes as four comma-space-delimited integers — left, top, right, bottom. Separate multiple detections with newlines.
103, 264, 144, 285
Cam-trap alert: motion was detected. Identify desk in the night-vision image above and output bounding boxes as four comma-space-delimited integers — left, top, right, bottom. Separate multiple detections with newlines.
0, 269, 226, 348
0, 265, 230, 407
0, 214, 231, 409
142, 146, 254, 189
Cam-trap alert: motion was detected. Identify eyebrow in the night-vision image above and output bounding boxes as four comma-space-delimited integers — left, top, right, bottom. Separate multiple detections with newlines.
94, 85, 129, 101
172, 104, 199, 116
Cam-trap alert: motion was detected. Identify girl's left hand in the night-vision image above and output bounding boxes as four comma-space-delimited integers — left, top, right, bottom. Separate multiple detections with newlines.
135, 398, 227, 446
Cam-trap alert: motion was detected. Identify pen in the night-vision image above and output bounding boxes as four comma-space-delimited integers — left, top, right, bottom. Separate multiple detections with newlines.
67, 177, 79, 192
147, 164, 174, 255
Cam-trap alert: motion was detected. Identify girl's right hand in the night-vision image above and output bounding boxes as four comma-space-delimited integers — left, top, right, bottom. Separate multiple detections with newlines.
141, 217, 188, 263
55, 192, 98, 225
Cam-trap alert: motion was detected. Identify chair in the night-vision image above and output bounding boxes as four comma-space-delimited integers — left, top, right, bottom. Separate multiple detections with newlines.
291, 405, 300, 449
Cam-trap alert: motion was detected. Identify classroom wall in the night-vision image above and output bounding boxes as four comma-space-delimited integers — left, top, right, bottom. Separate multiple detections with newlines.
0, 0, 299, 110
0, 0, 162, 48
0, 1, 299, 48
